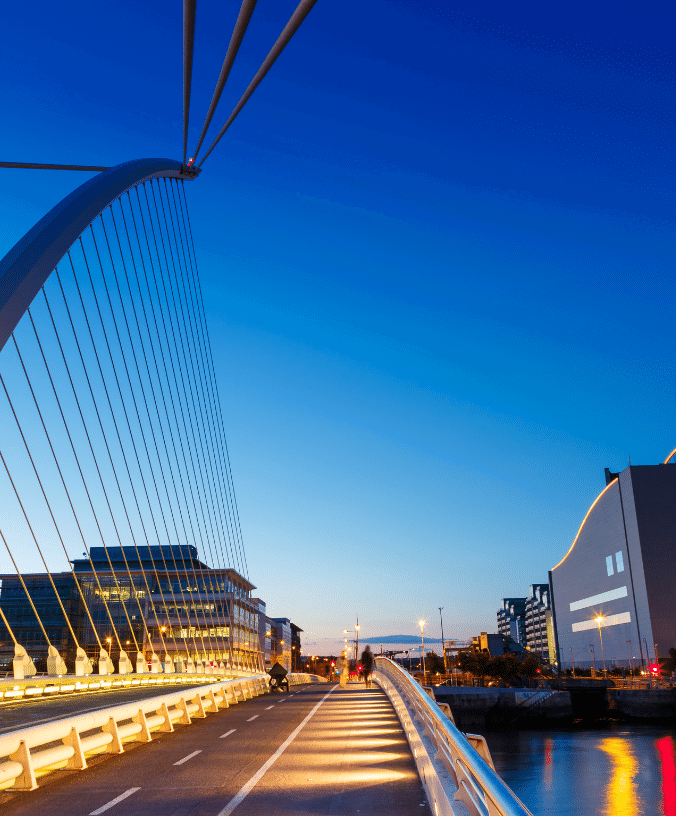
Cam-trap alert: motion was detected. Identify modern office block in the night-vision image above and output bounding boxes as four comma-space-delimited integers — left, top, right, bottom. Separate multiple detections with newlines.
550, 458, 676, 670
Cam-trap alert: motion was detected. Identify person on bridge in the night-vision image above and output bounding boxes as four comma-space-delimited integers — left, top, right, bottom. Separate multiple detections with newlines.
337, 651, 349, 688
361, 645, 374, 688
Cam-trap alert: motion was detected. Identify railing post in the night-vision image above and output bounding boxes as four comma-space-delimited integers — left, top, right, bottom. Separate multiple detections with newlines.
133, 708, 153, 742
8, 741, 37, 791
102, 716, 124, 754
63, 726, 87, 770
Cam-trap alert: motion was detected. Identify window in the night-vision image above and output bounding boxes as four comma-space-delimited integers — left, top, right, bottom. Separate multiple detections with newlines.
615, 551, 624, 572
606, 555, 614, 576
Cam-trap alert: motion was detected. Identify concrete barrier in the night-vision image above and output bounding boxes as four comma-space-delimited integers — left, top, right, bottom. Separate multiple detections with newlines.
0, 672, 322, 791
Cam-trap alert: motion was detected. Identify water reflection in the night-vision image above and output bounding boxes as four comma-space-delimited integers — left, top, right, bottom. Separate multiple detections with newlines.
599, 738, 640, 816
486, 724, 676, 816
657, 736, 676, 816
543, 736, 553, 792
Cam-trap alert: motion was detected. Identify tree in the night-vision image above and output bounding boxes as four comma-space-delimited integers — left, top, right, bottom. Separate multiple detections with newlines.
659, 647, 676, 675
521, 655, 540, 680
426, 651, 445, 674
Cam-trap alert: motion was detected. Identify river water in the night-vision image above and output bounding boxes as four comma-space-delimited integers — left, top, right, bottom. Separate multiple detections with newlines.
485, 724, 676, 816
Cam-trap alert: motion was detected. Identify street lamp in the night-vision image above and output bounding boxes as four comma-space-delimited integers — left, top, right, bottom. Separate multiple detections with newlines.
626, 639, 633, 676
438, 607, 447, 674
595, 616, 607, 676
569, 646, 575, 678
589, 644, 596, 676
419, 620, 426, 681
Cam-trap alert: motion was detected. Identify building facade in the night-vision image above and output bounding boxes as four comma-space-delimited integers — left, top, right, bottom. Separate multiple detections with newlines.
525, 584, 554, 664
497, 598, 526, 645
0, 545, 264, 671
550, 458, 676, 670
271, 617, 292, 671
291, 622, 303, 671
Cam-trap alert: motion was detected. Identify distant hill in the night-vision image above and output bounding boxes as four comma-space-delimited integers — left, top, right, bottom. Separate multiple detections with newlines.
359, 635, 443, 645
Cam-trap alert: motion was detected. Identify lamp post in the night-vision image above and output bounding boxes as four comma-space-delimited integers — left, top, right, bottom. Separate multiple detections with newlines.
355, 620, 360, 664
626, 640, 633, 677
589, 644, 596, 676
569, 647, 575, 678
595, 616, 607, 676
419, 620, 426, 681
438, 607, 447, 674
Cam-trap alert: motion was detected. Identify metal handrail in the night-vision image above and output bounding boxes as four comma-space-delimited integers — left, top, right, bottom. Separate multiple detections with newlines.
374, 657, 533, 816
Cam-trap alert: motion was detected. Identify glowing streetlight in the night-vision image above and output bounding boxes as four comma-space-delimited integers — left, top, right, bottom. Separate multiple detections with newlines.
419, 620, 426, 680
595, 616, 607, 675
355, 620, 360, 664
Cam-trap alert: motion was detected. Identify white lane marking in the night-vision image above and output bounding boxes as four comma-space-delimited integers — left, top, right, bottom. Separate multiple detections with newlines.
247, 715, 259, 721
220, 729, 236, 739
173, 750, 202, 766
265, 705, 274, 710
90, 788, 141, 815
216, 686, 335, 816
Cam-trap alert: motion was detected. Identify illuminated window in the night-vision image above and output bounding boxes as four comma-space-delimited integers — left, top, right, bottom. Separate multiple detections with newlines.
615, 551, 624, 572
606, 555, 614, 576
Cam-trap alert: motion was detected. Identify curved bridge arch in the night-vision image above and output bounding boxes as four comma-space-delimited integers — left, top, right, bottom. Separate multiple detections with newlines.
0, 158, 198, 353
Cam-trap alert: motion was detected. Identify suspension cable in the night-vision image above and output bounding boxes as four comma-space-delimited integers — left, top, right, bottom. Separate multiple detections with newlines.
75, 225, 201, 658
0, 530, 52, 648
183, 0, 197, 165
0, 451, 83, 651
165, 180, 239, 662
0, 603, 18, 645
133, 183, 211, 662
5, 335, 104, 652
178, 181, 249, 579
107, 200, 226, 660
191, 0, 258, 163
198, 0, 319, 167
158, 181, 237, 659
144, 181, 220, 658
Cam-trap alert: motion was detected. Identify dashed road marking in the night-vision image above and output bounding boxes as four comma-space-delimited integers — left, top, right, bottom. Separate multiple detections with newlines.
215, 687, 335, 816
220, 728, 236, 739
247, 715, 259, 721
90, 788, 140, 815
174, 750, 202, 766
265, 705, 274, 710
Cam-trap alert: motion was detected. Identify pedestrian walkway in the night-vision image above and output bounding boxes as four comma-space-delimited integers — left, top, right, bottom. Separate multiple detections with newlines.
229, 683, 431, 815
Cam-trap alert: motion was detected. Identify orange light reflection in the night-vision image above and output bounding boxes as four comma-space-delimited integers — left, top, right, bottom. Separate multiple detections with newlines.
600, 737, 641, 816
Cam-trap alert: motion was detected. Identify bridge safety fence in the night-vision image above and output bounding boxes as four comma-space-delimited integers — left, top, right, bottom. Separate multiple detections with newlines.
373, 657, 533, 816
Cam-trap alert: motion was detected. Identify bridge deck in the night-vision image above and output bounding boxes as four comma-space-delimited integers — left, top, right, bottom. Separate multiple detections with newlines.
0, 682, 431, 815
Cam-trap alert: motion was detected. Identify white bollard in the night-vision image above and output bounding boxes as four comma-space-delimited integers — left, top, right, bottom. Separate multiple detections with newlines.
163, 654, 175, 673
136, 651, 147, 674
118, 650, 132, 674
151, 653, 162, 673
47, 645, 68, 676
12, 643, 36, 679
75, 647, 93, 676
99, 648, 110, 675
186, 656, 196, 674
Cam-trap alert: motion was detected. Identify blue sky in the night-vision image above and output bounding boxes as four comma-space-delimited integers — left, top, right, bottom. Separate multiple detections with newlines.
0, 1, 673, 655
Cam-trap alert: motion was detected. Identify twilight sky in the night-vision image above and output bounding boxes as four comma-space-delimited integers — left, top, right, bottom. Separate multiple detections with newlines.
0, 0, 673, 656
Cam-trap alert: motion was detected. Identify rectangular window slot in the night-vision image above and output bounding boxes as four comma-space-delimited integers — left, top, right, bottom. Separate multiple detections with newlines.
606, 555, 614, 576
615, 551, 624, 572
